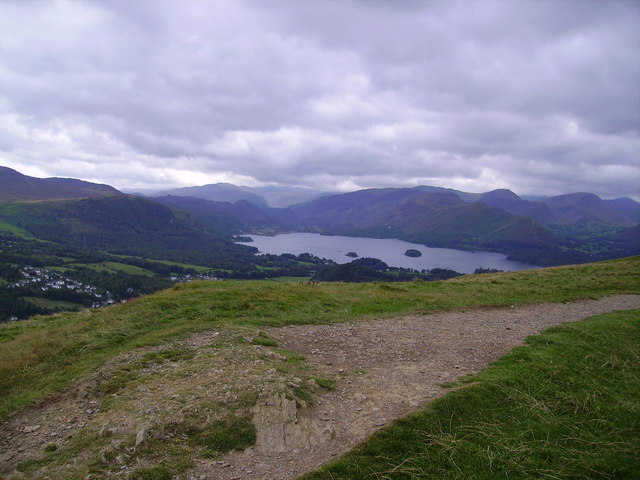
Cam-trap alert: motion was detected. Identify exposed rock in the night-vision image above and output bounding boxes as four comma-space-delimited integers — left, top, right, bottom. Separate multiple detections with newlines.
135, 428, 147, 446
0, 452, 14, 462
252, 393, 323, 453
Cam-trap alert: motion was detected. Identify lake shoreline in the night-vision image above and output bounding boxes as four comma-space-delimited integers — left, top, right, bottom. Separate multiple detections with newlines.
237, 232, 539, 274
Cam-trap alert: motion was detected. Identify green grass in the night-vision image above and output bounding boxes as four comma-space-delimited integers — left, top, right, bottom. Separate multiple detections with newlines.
0, 220, 35, 238
0, 256, 638, 420
68, 261, 155, 277
262, 276, 313, 282
251, 330, 279, 347
46, 266, 72, 272
189, 414, 256, 457
301, 309, 640, 480
109, 254, 213, 272
313, 377, 337, 390
130, 466, 173, 480
23, 296, 86, 311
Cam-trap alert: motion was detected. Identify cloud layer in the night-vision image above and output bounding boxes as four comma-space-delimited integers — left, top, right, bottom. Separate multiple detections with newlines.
0, 0, 638, 198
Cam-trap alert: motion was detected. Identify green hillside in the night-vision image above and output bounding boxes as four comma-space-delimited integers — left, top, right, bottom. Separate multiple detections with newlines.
0, 196, 249, 263
0, 256, 638, 479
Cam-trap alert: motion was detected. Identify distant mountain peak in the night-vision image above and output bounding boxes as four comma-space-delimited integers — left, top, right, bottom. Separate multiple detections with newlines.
543, 192, 635, 226
159, 183, 269, 208
0, 166, 122, 201
484, 188, 520, 198
606, 197, 640, 223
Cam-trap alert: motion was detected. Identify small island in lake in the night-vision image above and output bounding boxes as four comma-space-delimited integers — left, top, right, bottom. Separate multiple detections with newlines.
345, 251, 358, 258
404, 249, 422, 257
233, 235, 253, 242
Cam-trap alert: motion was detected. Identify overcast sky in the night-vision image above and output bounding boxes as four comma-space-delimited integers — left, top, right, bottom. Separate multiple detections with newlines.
0, 0, 638, 199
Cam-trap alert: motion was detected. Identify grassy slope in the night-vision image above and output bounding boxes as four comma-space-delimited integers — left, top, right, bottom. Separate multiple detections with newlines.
67, 261, 156, 277
302, 309, 640, 480
0, 221, 35, 239
0, 256, 638, 420
110, 254, 214, 272
23, 297, 85, 310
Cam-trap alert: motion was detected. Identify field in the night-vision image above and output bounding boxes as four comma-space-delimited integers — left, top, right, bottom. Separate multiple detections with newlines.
109, 254, 215, 273
0, 221, 35, 239
22, 297, 85, 311
67, 262, 156, 277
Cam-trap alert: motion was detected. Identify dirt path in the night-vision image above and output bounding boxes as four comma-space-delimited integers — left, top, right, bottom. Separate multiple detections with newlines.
195, 295, 640, 480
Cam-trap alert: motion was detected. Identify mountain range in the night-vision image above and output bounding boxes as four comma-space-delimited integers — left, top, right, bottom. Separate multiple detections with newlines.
0, 166, 638, 266
158, 183, 325, 208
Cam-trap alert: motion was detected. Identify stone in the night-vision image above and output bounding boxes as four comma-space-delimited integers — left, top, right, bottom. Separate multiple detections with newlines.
252, 393, 320, 453
0, 452, 14, 462
353, 393, 368, 404
135, 428, 146, 446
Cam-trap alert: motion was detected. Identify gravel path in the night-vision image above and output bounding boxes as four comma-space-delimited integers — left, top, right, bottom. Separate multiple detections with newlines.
196, 294, 640, 480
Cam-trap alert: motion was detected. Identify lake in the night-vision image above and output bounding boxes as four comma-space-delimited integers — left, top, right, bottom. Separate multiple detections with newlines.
237, 233, 539, 274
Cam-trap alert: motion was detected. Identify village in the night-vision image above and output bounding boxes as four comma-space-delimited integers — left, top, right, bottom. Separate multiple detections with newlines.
7, 266, 113, 308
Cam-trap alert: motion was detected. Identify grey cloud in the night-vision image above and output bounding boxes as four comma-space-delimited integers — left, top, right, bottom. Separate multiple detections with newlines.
0, 0, 637, 199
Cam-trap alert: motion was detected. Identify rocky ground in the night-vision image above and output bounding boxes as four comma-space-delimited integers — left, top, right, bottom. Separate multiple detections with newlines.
1, 294, 639, 480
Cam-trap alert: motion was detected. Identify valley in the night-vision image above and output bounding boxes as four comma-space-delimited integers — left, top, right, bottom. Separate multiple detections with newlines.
2, 2, 637, 479
0, 164, 638, 477
0, 166, 638, 322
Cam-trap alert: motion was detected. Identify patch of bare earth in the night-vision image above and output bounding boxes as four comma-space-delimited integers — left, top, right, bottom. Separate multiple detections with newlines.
1, 295, 638, 480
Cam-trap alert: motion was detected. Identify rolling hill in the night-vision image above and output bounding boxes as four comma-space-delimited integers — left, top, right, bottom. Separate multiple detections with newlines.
542, 192, 636, 226
476, 189, 637, 227
0, 195, 256, 265
160, 183, 270, 208
0, 166, 122, 201
606, 197, 640, 223
243, 185, 327, 207
158, 183, 326, 208
154, 195, 291, 232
